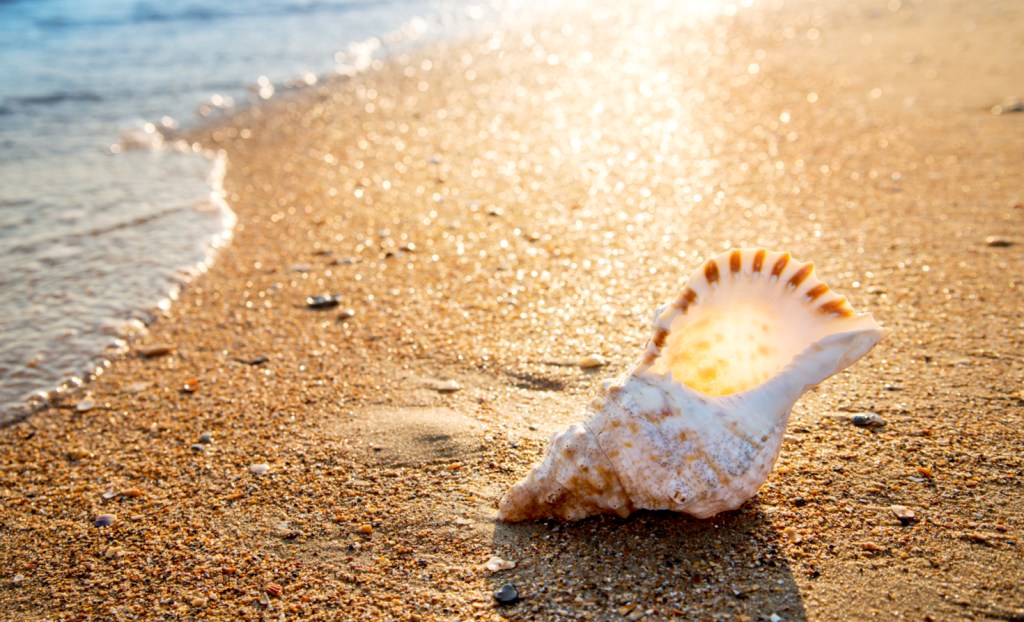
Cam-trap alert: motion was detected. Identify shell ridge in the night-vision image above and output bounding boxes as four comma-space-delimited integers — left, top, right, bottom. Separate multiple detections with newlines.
581, 418, 634, 514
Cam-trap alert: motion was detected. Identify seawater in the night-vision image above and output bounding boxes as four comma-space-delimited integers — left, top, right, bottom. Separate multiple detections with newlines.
0, 0, 485, 423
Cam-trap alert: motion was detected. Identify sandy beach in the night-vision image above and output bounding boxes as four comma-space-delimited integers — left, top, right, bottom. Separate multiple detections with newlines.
1, 0, 1022, 619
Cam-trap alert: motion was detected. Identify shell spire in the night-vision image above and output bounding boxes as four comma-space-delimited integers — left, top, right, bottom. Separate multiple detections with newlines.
498, 249, 887, 522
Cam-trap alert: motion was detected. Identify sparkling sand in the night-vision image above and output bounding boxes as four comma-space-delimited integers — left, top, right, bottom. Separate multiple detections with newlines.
1, 0, 1022, 619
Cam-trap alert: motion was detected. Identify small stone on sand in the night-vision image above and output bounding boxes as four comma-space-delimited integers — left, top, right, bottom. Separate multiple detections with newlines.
891, 505, 917, 525
578, 354, 607, 369
138, 344, 173, 358
494, 583, 521, 605
250, 463, 270, 475
991, 99, 1024, 115
434, 379, 461, 393
985, 236, 1014, 247
94, 513, 116, 527
851, 412, 886, 427
306, 294, 341, 309
76, 398, 95, 412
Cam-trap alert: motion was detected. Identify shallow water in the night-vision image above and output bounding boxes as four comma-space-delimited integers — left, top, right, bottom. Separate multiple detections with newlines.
0, 0, 478, 422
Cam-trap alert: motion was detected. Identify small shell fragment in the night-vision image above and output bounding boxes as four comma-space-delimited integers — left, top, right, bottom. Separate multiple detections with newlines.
94, 513, 116, 527
250, 463, 270, 475
265, 583, 283, 598
578, 354, 607, 369
484, 556, 516, 573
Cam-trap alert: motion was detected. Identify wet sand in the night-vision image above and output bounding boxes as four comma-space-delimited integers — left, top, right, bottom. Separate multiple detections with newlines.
1, 0, 1022, 619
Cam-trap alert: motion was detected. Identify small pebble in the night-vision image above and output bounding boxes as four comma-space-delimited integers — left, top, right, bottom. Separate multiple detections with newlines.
357, 523, 374, 534
191, 443, 205, 452
243, 356, 269, 366
891, 504, 917, 525
250, 463, 270, 475
985, 236, 1014, 247
198, 433, 213, 444
76, 399, 95, 412
484, 556, 516, 573
851, 412, 886, 427
494, 583, 521, 605
435, 379, 461, 393
578, 354, 607, 369
138, 344, 173, 358
290, 263, 313, 273
793, 497, 807, 507
337, 308, 356, 320
182, 378, 199, 393
94, 513, 116, 527
12, 574, 25, 586
122, 381, 151, 394
306, 294, 341, 309
991, 99, 1024, 115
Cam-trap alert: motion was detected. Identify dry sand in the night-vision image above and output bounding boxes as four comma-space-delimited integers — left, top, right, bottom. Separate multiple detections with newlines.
1, 0, 1022, 619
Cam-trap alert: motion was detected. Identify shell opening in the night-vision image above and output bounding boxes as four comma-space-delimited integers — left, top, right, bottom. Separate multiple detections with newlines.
649, 301, 796, 396
645, 249, 879, 397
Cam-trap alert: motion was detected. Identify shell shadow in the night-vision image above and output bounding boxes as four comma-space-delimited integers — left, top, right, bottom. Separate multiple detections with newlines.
489, 505, 807, 621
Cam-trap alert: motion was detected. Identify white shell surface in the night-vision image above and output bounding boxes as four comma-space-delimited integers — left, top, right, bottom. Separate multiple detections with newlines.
498, 249, 887, 522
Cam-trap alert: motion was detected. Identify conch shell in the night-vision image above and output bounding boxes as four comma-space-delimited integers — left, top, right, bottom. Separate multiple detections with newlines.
499, 249, 887, 521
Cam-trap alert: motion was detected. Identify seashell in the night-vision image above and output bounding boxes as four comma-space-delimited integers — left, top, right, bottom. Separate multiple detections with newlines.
498, 249, 887, 521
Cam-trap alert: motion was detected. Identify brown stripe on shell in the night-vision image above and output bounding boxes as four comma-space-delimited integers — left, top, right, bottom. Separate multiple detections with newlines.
729, 250, 742, 273
818, 298, 853, 317
677, 287, 698, 312
787, 263, 814, 289
652, 328, 669, 349
752, 249, 766, 273
770, 254, 790, 279
805, 283, 830, 302
704, 260, 720, 285
642, 352, 658, 366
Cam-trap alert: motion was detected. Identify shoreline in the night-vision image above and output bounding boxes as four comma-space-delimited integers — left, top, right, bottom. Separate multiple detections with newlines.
0, 0, 472, 426
1, 0, 1022, 620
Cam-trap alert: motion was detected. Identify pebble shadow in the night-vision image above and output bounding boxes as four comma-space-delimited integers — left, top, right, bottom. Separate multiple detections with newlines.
490, 505, 806, 621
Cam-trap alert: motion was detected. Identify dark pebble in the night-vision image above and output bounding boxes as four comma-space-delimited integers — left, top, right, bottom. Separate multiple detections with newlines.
494, 583, 521, 605
198, 433, 213, 444
244, 356, 269, 366
94, 513, 116, 527
985, 236, 1014, 248
793, 497, 807, 507
191, 444, 205, 452
852, 412, 886, 427
306, 295, 341, 309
